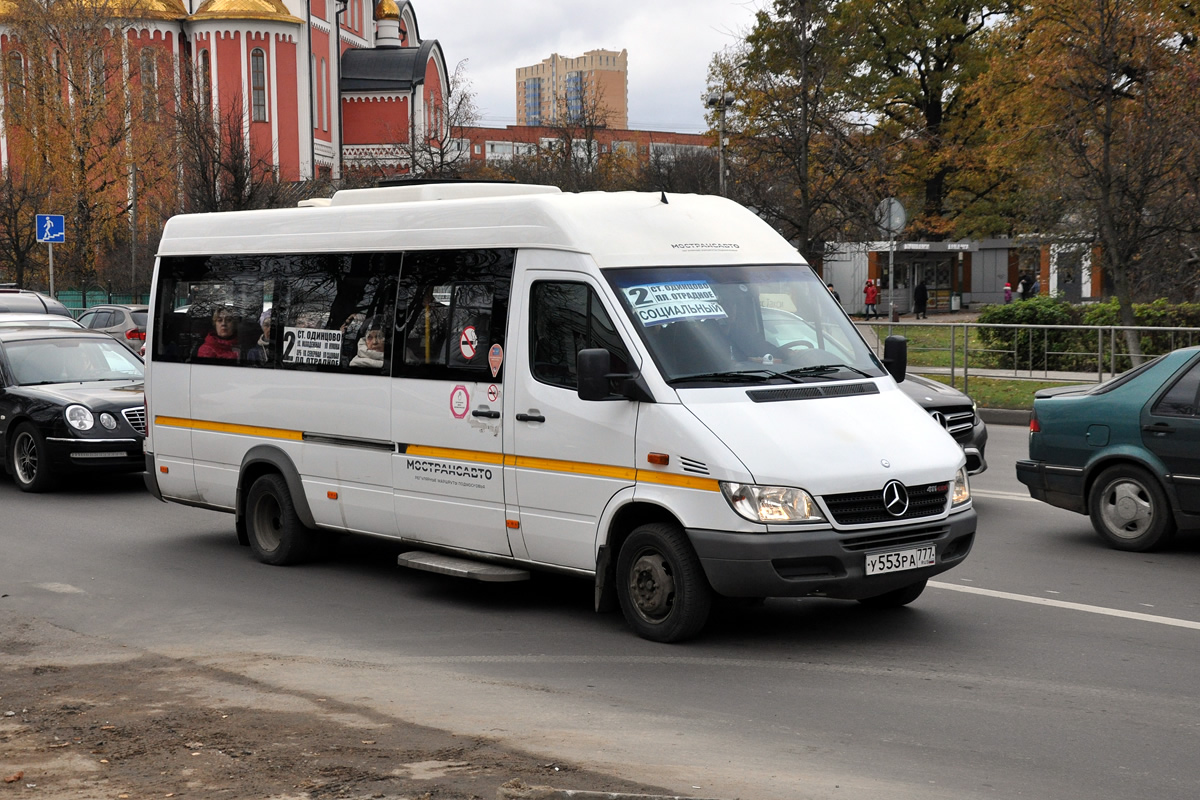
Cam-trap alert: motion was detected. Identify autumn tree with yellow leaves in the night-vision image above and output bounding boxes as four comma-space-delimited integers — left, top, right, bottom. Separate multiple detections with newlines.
1, 0, 178, 291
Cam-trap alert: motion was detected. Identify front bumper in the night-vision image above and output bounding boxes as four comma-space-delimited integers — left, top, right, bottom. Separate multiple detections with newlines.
45, 435, 144, 474
1015, 459, 1086, 513
687, 508, 976, 598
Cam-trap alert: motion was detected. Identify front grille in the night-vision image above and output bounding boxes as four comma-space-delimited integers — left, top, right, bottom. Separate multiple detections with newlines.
822, 482, 949, 526
123, 406, 146, 436
929, 406, 975, 443
840, 525, 949, 552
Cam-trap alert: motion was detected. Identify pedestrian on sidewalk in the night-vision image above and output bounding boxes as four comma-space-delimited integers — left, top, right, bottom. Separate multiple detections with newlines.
1016, 275, 1028, 301
1004, 282, 1012, 304
1030, 277, 1040, 297
826, 282, 841, 304
863, 279, 879, 320
913, 280, 928, 319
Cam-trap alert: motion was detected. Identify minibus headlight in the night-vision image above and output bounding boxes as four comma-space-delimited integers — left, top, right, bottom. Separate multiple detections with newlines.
952, 468, 971, 506
720, 482, 826, 524
65, 404, 94, 431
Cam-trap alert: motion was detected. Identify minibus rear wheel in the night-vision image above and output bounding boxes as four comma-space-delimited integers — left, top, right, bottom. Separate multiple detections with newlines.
246, 473, 314, 565
616, 523, 712, 643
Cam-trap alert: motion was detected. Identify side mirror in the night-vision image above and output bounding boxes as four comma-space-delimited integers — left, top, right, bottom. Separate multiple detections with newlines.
883, 335, 907, 382
577, 348, 612, 401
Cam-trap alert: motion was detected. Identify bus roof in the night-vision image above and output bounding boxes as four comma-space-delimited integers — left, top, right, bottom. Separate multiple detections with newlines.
156, 185, 804, 269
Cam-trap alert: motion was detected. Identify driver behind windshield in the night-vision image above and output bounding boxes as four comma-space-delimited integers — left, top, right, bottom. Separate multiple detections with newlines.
720, 290, 792, 365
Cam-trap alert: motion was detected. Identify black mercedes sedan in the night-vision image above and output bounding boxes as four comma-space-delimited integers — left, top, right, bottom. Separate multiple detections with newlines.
0, 328, 145, 492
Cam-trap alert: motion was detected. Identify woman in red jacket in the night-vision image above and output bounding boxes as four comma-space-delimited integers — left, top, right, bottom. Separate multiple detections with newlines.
863, 279, 879, 320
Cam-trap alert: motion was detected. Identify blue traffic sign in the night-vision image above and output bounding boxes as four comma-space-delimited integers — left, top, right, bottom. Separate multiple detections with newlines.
36, 214, 65, 243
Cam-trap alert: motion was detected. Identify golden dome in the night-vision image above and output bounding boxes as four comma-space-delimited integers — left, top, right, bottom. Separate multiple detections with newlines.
0, 0, 187, 20
374, 0, 401, 21
121, 0, 189, 20
191, 0, 303, 24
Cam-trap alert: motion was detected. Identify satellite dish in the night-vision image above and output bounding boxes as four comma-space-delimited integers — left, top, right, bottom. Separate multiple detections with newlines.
875, 197, 907, 237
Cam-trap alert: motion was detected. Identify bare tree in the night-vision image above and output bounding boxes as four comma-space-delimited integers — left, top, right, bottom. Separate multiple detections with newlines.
0, 166, 50, 288
176, 71, 319, 213
394, 59, 480, 179
499, 75, 632, 192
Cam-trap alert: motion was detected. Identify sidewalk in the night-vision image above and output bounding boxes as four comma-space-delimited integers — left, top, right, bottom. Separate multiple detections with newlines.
851, 313, 1084, 425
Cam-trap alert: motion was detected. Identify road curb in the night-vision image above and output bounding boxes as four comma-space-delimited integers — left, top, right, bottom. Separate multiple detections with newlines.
979, 407, 1030, 426
497, 782, 724, 800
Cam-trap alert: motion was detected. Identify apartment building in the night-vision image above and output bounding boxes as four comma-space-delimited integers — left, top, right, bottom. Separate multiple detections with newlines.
515, 49, 628, 128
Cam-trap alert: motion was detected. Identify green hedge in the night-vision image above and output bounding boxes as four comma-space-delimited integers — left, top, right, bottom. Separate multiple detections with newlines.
975, 298, 1200, 371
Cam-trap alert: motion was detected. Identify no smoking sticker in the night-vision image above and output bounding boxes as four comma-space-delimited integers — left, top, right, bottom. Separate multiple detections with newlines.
459, 326, 478, 360
487, 384, 499, 402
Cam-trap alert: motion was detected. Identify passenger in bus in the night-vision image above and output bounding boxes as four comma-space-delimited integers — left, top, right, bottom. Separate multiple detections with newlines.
349, 324, 386, 369
244, 310, 272, 364
196, 307, 240, 360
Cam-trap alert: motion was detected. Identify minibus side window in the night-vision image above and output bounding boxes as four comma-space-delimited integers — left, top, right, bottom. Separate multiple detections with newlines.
395, 249, 513, 380
530, 281, 630, 392
154, 255, 273, 364
274, 252, 399, 374
153, 253, 398, 372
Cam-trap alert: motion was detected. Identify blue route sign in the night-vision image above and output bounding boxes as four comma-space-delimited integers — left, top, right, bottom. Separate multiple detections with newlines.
36, 214, 65, 244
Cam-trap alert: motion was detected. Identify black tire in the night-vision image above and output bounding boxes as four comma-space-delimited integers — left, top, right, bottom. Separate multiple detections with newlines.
857, 578, 927, 608
616, 522, 712, 643
245, 474, 314, 565
9, 422, 56, 493
1088, 464, 1176, 552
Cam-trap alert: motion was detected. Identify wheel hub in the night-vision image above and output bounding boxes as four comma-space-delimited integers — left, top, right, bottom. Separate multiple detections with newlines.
629, 553, 674, 620
1103, 481, 1152, 537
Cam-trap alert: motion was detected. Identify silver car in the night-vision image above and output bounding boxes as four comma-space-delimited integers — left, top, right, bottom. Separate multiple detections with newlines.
77, 304, 148, 352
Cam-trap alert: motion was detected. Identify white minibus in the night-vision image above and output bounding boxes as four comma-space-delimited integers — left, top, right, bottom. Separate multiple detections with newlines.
143, 183, 975, 642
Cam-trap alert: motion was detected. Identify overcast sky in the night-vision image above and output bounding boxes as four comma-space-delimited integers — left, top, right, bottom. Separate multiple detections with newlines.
414, 1, 763, 134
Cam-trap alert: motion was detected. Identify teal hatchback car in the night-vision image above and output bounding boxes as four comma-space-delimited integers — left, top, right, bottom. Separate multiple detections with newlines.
1017, 346, 1200, 552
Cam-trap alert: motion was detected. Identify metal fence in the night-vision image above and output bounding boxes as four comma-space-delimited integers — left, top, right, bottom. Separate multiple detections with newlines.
55, 289, 147, 318
858, 321, 1200, 394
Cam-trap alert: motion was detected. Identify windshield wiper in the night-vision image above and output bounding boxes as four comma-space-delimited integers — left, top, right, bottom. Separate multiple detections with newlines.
669, 369, 804, 385
783, 363, 875, 380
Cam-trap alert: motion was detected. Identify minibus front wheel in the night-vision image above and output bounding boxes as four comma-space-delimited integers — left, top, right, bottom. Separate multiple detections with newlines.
616, 522, 712, 643
246, 473, 315, 565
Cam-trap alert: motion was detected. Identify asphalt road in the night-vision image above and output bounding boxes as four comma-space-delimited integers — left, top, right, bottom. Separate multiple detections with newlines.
2, 423, 1199, 800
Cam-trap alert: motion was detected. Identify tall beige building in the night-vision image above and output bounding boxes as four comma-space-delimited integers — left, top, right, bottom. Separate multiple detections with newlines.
515, 49, 629, 128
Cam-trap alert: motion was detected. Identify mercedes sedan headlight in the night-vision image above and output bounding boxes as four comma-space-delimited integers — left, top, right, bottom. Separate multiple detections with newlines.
952, 467, 971, 506
720, 482, 826, 524
65, 404, 95, 431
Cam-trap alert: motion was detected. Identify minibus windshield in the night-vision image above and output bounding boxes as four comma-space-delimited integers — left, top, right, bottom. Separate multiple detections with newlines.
606, 264, 884, 386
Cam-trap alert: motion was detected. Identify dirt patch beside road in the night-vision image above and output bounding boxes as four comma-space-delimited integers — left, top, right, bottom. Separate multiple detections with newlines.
0, 614, 667, 800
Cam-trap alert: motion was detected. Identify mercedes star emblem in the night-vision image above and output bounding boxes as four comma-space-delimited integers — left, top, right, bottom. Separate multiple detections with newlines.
882, 480, 909, 517
930, 411, 948, 429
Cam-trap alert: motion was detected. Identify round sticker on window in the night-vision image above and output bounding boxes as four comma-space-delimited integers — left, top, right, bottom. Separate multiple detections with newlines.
459, 326, 478, 360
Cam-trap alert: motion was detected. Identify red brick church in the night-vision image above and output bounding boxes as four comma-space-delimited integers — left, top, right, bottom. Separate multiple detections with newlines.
0, 0, 448, 181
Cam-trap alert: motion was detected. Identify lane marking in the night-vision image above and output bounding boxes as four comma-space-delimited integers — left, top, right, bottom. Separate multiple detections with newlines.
971, 488, 1040, 502
930, 581, 1200, 630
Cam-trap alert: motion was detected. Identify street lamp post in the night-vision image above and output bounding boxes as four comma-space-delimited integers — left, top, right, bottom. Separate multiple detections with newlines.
706, 91, 734, 196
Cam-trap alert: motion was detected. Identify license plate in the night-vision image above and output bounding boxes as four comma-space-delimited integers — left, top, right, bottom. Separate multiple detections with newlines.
865, 545, 936, 576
